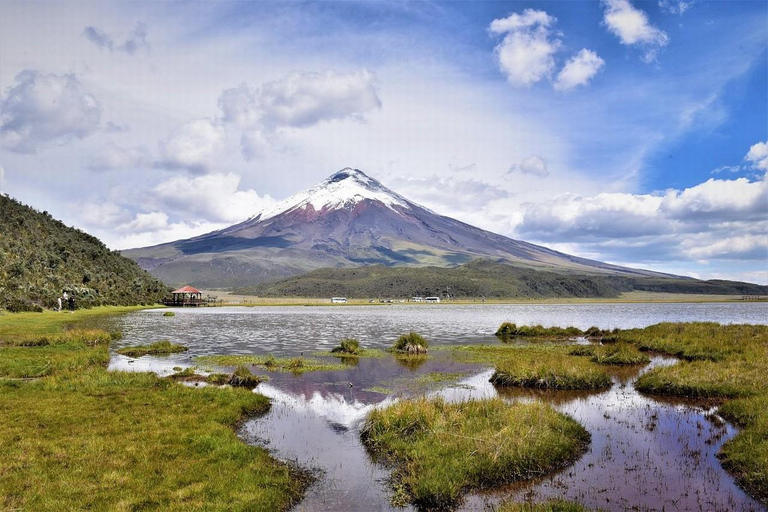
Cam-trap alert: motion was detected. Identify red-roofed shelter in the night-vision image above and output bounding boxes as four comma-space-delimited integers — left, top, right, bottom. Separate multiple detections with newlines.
165, 285, 206, 307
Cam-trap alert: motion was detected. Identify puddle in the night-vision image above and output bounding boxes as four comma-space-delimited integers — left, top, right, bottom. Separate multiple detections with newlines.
232, 355, 764, 512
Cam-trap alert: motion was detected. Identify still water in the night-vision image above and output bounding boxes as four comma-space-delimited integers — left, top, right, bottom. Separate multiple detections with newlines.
107, 303, 767, 511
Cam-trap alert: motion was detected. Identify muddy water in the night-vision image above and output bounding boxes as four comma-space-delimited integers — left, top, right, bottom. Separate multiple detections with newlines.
230, 355, 764, 512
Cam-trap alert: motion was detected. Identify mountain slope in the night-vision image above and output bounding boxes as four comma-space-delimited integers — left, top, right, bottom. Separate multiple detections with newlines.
123, 168, 676, 288
234, 260, 768, 299
0, 195, 167, 311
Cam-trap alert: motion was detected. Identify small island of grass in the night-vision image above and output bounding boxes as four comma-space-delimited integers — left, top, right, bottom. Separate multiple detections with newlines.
392, 332, 429, 354
361, 397, 590, 509
116, 340, 188, 358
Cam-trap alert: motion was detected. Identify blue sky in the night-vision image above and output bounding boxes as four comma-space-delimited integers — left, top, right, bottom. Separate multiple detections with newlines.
1, 0, 766, 283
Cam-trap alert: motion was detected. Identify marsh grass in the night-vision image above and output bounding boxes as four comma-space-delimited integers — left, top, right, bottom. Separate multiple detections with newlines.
0, 311, 309, 510
587, 342, 649, 365
361, 398, 589, 509
228, 365, 264, 388
163, 311, 176, 317
330, 338, 361, 355
718, 395, 768, 505
116, 340, 189, 358
196, 354, 345, 374
392, 332, 429, 354
618, 322, 768, 504
495, 322, 584, 341
499, 500, 591, 512
451, 345, 612, 390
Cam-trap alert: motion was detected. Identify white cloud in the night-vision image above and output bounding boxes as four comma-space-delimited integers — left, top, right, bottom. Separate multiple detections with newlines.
157, 118, 224, 173
258, 70, 381, 129
151, 173, 275, 223
240, 129, 269, 161
658, 0, 694, 16
602, 0, 669, 62
82, 23, 149, 55
661, 176, 767, 221
0, 70, 102, 154
89, 143, 149, 170
515, 173, 768, 265
118, 211, 170, 232
489, 9, 560, 87
554, 49, 606, 92
510, 155, 550, 177
76, 201, 131, 228
218, 84, 260, 128
745, 141, 768, 171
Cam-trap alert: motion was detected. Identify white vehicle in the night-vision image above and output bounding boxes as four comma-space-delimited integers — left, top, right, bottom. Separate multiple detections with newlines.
331, 297, 348, 304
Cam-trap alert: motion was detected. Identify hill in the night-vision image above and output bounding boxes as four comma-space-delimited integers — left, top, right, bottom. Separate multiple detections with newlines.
123, 168, 675, 288
234, 260, 768, 299
0, 195, 167, 311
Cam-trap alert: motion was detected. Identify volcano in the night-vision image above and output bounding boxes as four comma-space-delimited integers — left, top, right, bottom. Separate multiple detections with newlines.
123, 168, 672, 288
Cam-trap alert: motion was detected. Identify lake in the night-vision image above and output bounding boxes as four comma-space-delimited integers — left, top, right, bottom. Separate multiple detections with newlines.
107, 302, 768, 511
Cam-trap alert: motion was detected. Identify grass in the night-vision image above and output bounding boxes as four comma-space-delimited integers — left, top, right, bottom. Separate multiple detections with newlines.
568, 342, 650, 365
718, 395, 768, 505
116, 340, 189, 358
163, 311, 176, 317
392, 332, 429, 354
330, 338, 361, 355
196, 354, 345, 374
499, 500, 592, 512
0, 309, 309, 510
491, 349, 612, 390
360, 397, 590, 509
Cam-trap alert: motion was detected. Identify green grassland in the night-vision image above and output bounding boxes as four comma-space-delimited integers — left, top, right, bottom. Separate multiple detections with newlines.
361, 398, 590, 509
0, 308, 308, 510
196, 354, 346, 373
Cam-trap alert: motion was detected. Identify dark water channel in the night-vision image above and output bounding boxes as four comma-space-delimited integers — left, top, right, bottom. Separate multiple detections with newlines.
105, 304, 768, 511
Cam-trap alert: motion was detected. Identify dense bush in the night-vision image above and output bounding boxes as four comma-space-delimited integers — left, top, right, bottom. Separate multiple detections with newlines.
0, 195, 168, 310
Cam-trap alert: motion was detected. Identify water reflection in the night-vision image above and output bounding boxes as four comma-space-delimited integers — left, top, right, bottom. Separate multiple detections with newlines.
235, 355, 762, 512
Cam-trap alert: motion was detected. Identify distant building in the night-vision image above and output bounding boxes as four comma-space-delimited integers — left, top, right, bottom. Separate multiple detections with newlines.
425, 296, 441, 303
331, 297, 348, 303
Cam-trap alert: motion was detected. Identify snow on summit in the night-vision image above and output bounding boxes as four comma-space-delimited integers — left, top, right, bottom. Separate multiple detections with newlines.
254, 168, 411, 221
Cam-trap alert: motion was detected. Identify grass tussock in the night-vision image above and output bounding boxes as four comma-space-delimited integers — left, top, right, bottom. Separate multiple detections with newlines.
330, 338, 361, 355
392, 332, 429, 354
227, 365, 264, 388
489, 347, 612, 390
116, 340, 189, 358
163, 311, 176, 317
0, 315, 309, 510
196, 354, 344, 374
361, 397, 589, 509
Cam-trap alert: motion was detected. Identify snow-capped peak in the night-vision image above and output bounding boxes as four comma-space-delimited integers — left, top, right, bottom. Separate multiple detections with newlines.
254, 168, 411, 222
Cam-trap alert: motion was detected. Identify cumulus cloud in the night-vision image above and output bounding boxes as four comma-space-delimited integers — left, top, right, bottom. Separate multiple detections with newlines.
392, 175, 510, 212
745, 141, 768, 171
77, 201, 131, 228
157, 118, 224, 173
509, 155, 550, 177
117, 211, 170, 233
489, 9, 560, 87
258, 70, 381, 128
89, 144, 149, 171
515, 172, 767, 264
554, 49, 606, 91
151, 173, 275, 223
0, 70, 101, 153
82, 23, 149, 55
602, 0, 669, 62
216, 70, 381, 161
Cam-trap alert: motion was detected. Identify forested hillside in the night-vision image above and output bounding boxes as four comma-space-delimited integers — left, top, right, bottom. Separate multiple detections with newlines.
0, 195, 167, 311
235, 260, 768, 299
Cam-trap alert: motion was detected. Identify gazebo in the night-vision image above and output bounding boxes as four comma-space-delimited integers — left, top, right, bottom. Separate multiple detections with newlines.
166, 285, 205, 306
